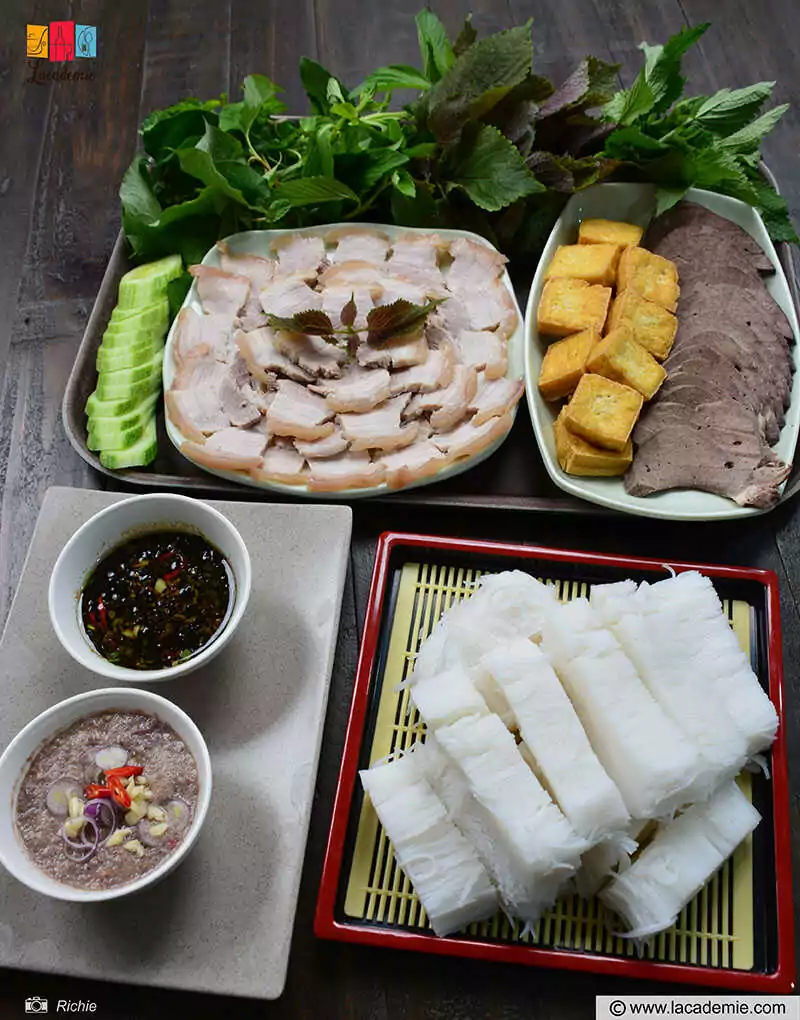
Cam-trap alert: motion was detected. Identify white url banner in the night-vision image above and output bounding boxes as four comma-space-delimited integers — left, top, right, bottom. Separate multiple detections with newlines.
597, 997, 799, 1020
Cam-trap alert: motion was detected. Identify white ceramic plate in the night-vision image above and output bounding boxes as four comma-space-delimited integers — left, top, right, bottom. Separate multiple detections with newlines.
523, 183, 800, 521
164, 224, 524, 499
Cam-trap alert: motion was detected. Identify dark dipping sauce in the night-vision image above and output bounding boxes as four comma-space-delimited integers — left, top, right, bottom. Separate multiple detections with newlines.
81, 531, 233, 670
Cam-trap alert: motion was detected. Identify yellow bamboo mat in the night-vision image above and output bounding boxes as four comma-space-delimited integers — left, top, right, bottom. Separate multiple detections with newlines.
344, 561, 756, 971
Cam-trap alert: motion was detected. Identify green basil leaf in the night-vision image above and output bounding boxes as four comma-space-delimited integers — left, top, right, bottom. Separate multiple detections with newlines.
142, 107, 215, 164
276, 176, 358, 207
448, 124, 544, 211
355, 64, 432, 95
392, 169, 416, 198
300, 57, 339, 115
415, 9, 455, 84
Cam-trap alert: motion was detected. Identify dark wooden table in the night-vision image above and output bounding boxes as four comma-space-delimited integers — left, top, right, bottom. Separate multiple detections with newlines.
1, 1, 798, 1016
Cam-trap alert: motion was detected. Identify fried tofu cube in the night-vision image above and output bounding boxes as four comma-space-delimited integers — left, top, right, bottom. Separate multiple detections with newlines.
586, 325, 667, 400
578, 218, 644, 248
544, 244, 621, 287
564, 373, 643, 451
537, 278, 612, 338
617, 246, 679, 311
538, 327, 599, 401
554, 409, 633, 476
607, 290, 678, 360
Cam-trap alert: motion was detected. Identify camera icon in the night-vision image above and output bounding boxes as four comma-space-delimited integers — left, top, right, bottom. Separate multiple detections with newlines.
25, 998, 49, 1014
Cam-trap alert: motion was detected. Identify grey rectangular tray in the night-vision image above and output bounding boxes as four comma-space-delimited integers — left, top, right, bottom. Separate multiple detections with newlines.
0, 487, 352, 1000
62, 164, 800, 511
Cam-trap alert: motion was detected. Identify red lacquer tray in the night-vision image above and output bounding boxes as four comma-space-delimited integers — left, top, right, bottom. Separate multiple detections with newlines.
315, 532, 795, 993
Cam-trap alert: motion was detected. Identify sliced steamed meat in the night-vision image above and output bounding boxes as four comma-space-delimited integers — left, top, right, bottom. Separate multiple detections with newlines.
272, 233, 326, 279
166, 389, 227, 443
454, 330, 508, 379
406, 365, 478, 432
252, 440, 308, 485
189, 265, 251, 318
182, 426, 267, 471
311, 365, 391, 413
318, 261, 384, 295
379, 438, 449, 489
377, 275, 431, 306
339, 395, 419, 451
307, 451, 385, 491
357, 331, 429, 369
432, 410, 515, 461
217, 242, 276, 292
167, 357, 262, 438
446, 236, 507, 293
294, 427, 350, 459
265, 379, 335, 441
468, 376, 524, 426
385, 233, 449, 292
272, 330, 347, 378
389, 343, 455, 395
221, 356, 264, 428
173, 308, 233, 365
328, 227, 391, 264
235, 328, 313, 385
258, 276, 323, 318
457, 281, 518, 336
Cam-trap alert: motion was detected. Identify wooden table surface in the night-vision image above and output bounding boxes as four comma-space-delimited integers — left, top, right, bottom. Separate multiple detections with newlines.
1, 1, 798, 1016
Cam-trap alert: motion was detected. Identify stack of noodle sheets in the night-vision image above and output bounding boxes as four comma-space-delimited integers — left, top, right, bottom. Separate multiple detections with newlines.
359, 569, 777, 939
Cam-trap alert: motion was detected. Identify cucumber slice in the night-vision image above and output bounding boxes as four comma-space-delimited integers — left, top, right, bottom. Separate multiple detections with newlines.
88, 392, 159, 432
117, 255, 183, 310
88, 417, 148, 452
95, 370, 162, 402
109, 297, 169, 328
97, 350, 163, 386
99, 418, 158, 469
97, 340, 164, 372
101, 322, 166, 348
86, 389, 151, 418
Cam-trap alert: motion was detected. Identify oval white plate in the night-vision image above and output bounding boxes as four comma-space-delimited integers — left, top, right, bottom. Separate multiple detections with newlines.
164, 224, 524, 499
523, 183, 800, 521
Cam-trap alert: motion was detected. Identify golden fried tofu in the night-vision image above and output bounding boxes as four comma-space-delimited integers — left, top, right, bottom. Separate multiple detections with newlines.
554, 409, 632, 476
538, 327, 599, 401
544, 244, 621, 287
578, 218, 644, 248
586, 325, 667, 400
617, 246, 680, 311
607, 290, 678, 360
537, 278, 612, 338
564, 373, 643, 452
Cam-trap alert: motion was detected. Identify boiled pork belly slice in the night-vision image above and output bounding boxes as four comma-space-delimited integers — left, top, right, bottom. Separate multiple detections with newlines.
446, 236, 507, 292
327, 227, 391, 264
339, 395, 419, 452
217, 242, 275, 292
379, 438, 449, 489
265, 379, 335, 441
357, 330, 429, 369
251, 440, 308, 485
293, 427, 350, 459
307, 451, 385, 491
377, 275, 431, 306
455, 329, 508, 379
272, 330, 347, 379
173, 308, 234, 365
458, 281, 518, 337
388, 344, 455, 395
271, 233, 326, 280
182, 426, 267, 471
468, 375, 524, 426
311, 365, 391, 413
189, 265, 251, 318
258, 275, 323, 319
234, 328, 313, 385
432, 409, 515, 461
385, 232, 449, 293
405, 365, 478, 431
318, 260, 385, 296
166, 389, 227, 443
221, 356, 264, 428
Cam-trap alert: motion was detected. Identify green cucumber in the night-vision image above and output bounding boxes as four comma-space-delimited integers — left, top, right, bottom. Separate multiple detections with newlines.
88, 417, 148, 452
99, 417, 158, 469
88, 392, 159, 431
109, 297, 169, 328
117, 255, 183, 310
97, 351, 163, 386
97, 340, 164, 372
101, 321, 166, 348
95, 370, 162, 402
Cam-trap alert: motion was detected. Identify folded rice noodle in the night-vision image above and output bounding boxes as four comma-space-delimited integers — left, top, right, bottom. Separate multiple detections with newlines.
433, 713, 586, 923
590, 581, 749, 802
540, 598, 704, 820
481, 638, 630, 842
360, 751, 498, 936
600, 781, 760, 939
410, 666, 488, 729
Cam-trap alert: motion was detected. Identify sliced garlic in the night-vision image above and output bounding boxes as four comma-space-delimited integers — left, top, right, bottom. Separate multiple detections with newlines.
68, 796, 84, 819
106, 828, 130, 848
126, 778, 137, 796
123, 838, 145, 858
154, 578, 167, 594
124, 801, 147, 826
146, 805, 166, 822
142, 790, 153, 801
64, 816, 85, 838
149, 822, 168, 838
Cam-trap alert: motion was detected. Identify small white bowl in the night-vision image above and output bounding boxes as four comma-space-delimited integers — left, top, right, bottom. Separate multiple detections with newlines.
48, 493, 251, 682
0, 687, 212, 902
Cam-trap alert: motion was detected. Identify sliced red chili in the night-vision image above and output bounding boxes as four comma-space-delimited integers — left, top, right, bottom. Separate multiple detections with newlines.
104, 765, 143, 780
95, 597, 108, 629
108, 775, 131, 809
84, 784, 112, 799
162, 568, 183, 582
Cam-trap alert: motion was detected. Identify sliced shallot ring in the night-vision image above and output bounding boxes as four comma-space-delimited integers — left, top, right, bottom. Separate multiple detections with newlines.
95, 746, 128, 771
46, 779, 83, 817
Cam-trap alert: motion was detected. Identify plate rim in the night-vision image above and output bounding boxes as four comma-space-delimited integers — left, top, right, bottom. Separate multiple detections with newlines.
163, 223, 525, 499
314, 530, 796, 994
522, 183, 800, 521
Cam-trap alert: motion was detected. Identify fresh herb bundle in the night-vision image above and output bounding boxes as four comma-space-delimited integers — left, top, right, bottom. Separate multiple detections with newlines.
120, 11, 795, 270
